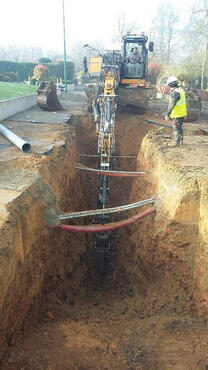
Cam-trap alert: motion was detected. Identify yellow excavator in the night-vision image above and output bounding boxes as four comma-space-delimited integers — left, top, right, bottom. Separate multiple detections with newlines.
84, 33, 154, 112
84, 34, 202, 121
76, 34, 155, 277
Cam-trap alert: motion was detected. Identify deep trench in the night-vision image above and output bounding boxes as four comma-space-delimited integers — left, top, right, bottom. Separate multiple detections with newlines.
73, 113, 153, 289
2, 112, 208, 369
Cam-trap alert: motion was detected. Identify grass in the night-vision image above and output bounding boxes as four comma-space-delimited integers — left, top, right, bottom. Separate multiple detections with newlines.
0, 82, 38, 101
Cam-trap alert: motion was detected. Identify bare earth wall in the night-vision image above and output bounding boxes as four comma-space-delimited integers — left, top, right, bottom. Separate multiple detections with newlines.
122, 130, 208, 317
0, 122, 86, 358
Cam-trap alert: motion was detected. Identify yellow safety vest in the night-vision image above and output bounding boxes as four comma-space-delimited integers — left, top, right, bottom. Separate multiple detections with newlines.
170, 87, 187, 119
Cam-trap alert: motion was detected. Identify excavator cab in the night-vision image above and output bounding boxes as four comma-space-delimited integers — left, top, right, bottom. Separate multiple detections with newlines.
84, 33, 154, 112
121, 34, 148, 80
118, 33, 153, 111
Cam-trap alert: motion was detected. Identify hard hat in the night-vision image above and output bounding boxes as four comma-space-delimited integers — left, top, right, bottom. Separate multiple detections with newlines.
167, 76, 178, 86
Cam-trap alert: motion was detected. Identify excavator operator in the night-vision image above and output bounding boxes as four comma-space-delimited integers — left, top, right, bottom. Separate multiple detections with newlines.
129, 47, 143, 64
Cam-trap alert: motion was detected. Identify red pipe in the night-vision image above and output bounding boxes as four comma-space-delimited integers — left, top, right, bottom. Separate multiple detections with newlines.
52, 207, 156, 233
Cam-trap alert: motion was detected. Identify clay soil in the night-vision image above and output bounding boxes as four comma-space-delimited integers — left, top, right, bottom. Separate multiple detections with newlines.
1, 94, 208, 369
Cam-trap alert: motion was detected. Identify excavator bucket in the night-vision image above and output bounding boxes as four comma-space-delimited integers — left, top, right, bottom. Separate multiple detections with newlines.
37, 81, 64, 111
118, 86, 148, 112
84, 83, 99, 110
84, 84, 150, 113
184, 87, 202, 122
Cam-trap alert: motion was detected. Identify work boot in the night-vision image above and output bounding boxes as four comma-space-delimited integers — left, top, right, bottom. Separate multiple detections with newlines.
172, 141, 180, 147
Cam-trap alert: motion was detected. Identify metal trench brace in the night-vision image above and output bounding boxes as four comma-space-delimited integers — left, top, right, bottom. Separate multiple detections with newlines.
48, 56, 156, 279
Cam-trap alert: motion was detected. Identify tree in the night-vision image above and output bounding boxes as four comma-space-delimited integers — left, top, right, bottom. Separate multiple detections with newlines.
0, 44, 60, 63
39, 57, 52, 64
32, 64, 49, 82
112, 12, 140, 43
188, 0, 208, 88
150, 3, 179, 64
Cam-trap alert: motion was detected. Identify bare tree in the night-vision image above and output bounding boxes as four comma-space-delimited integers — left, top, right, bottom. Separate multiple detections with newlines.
190, 0, 208, 88
151, 3, 179, 63
112, 12, 140, 42
0, 44, 61, 63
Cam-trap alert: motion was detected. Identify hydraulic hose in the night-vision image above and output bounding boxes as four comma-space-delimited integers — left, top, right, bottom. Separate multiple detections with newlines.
92, 102, 99, 123
105, 98, 111, 122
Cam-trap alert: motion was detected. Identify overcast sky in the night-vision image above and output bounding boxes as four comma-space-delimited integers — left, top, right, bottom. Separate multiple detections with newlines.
1, 0, 192, 52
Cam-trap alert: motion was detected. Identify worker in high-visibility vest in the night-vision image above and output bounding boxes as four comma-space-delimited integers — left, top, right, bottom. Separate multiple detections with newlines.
165, 76, 187, 147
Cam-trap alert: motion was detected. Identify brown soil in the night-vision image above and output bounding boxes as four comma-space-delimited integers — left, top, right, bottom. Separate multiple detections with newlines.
2, 286, 208, 370
1, 93, 208, 369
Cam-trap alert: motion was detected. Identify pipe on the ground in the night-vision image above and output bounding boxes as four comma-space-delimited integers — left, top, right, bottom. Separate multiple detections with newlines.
0, 123, 31, 153
52, 207, 156, 233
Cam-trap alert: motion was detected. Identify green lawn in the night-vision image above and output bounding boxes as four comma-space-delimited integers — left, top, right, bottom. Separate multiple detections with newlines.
0, 82, 38, 101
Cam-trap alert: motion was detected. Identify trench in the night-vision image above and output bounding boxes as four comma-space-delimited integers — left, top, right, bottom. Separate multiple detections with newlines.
1, 108, 208, 369
73, 113, 154, 290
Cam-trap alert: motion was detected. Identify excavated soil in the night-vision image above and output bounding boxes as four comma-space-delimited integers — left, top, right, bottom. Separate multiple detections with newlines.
1, 92, 208, 369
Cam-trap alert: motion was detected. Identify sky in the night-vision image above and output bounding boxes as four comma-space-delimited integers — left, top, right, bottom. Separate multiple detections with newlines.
1, 0, 193, 53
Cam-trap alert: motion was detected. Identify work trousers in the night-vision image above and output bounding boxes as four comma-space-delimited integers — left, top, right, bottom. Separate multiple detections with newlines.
171, 117, 185, 145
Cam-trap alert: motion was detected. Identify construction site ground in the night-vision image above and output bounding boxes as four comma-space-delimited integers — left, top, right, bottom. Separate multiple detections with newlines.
1, 90, 208, 369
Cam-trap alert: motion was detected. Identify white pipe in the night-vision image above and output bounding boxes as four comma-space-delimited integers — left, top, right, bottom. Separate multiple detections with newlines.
58, 198, 155, 220
0, 123, 31, 153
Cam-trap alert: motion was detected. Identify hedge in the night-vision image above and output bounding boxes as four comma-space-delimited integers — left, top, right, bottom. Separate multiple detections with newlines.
0, 61, 36, 81
0, 61, 75, 82
44, 62, 75, 81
